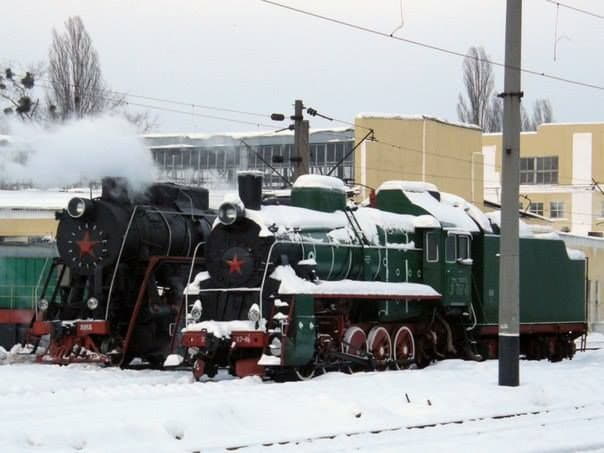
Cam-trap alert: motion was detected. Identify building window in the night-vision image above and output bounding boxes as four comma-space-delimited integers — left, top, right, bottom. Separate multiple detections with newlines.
550, 201, 564, 219
529, 202, 544, 216
600, 201, 604, 218
520, 156, 558, 184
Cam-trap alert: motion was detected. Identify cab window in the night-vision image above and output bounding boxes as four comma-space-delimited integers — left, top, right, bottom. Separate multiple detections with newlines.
445, 235, 456, 263
457, 235, 470, 260
426, 232, 439, 262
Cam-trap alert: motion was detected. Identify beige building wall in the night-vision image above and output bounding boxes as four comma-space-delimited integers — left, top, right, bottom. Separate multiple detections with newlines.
354, 115, 484, 204
482, 123, 604, 235
0, 219, 58, 238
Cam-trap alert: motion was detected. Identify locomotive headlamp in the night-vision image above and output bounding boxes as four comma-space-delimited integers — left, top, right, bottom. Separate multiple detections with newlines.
87, 297, 99, 311
269, 336, 282, 357
247, 303, 261, 323
190, 300, 203, 322
217, 198, 244, 226
67, 197, 92, 219
218, 203, 241, 225
38, 298, 49, 312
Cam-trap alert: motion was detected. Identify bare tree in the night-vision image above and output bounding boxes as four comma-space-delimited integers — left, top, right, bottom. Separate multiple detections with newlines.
457, 46, 555, 133
456, 46, 496, 130
485, 95, 503, 133
47, 16, 118, 120
520, 104, 534, 131
532, 99, 554, 128
0, 65, 45, 121
122, 110, 159, 133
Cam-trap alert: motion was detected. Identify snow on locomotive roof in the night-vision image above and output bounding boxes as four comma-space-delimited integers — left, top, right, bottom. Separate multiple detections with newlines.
257, 205, 419, 237
293, 174, 346, 192
377, 181, 479, 232
484, 211, 534, 237
272, 265, 440, 298
378, 180, 439, 193
440, 192, 493, 233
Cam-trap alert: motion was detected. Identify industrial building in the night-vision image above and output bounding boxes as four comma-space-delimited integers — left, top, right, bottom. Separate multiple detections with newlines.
143, 128, 355, 189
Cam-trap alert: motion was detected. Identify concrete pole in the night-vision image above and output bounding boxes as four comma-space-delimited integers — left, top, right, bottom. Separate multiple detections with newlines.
498, 0, 522, 387
293, 99, 310, 181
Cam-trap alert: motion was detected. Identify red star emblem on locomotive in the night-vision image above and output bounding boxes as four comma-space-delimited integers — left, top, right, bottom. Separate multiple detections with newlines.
226, 254, 244, 274
76, 231, 100, 258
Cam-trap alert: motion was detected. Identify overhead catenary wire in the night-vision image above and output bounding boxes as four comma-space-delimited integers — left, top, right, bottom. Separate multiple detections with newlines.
259, 0, 604, 92
13, 72, 274, 123
25, 79, 277, 130
545, 0, 604, 20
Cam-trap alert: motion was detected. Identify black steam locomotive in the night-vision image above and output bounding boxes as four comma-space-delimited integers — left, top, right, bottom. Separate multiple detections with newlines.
32, 177, 213, 366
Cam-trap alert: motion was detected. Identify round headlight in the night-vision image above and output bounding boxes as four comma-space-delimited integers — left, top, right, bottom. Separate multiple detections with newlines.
269, 336, 282, 357
190, 300, 203, 322
38, 298, 49, 312
248, 303, 261, 323
67, 197, 90, 218
218, 202, 242, 225
87, 297, 99, 310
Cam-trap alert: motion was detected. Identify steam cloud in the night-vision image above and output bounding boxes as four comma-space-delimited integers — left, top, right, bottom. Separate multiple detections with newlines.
0, 115, 157, 189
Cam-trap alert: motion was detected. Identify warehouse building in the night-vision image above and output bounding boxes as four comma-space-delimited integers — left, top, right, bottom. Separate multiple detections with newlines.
143, 128, 355, 189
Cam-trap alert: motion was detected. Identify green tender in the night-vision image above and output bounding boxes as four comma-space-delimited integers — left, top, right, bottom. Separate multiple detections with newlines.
473, 234, 586, 325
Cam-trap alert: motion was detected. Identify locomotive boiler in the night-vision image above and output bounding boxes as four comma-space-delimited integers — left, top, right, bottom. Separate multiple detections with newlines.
32, 177, 213, 366
180, 173, 587, 381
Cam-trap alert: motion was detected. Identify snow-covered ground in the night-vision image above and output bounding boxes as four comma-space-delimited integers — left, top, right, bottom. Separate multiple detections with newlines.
1, 336, 603, 452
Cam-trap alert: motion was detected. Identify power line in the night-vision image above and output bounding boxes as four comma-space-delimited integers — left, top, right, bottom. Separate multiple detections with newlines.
260, 0, 604, 92
545, 0, 604, 20
124, 101, 275, 129
28, 79, 277, 129
16, 72, 273, 121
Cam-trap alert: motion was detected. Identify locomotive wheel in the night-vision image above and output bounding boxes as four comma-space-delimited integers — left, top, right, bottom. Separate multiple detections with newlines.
367, 326, 392, 370
294, 364, 316, 381
192, 358, 206, 381
392, 326, 415, 370
341, 326, 367, 356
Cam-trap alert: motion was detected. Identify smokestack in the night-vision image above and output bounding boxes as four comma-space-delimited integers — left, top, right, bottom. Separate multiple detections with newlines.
101, 177, 130, 204
238, 171, 263, 210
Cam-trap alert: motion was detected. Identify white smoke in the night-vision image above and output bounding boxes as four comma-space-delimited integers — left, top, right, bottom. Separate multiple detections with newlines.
0, 115, 157, 190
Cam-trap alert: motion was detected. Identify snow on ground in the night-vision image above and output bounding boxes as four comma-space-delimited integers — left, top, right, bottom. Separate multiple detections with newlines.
1, 343, 604, 452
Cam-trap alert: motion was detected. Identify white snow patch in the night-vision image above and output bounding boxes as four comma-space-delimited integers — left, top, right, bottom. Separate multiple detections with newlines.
184, 271, 210, 295
356, 113, 482, 130
566, 248, 586, 260
2, 345, 604, 451
257, 354, 281, 366
163, 354, 184, 367
183, 320, 263, 335
271, 265, 440, 298
293, 174, 346, 192
485, 211, 534, 237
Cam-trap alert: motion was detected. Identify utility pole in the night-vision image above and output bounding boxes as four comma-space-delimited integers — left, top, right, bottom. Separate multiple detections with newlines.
292, 99, 310, 181
498, 0, 522, 387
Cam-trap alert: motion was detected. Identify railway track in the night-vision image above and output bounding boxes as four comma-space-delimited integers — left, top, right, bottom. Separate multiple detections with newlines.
216, 401, 604, 452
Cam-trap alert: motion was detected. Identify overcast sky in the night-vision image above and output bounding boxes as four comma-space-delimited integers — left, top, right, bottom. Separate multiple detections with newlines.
3, 0, 603, 133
